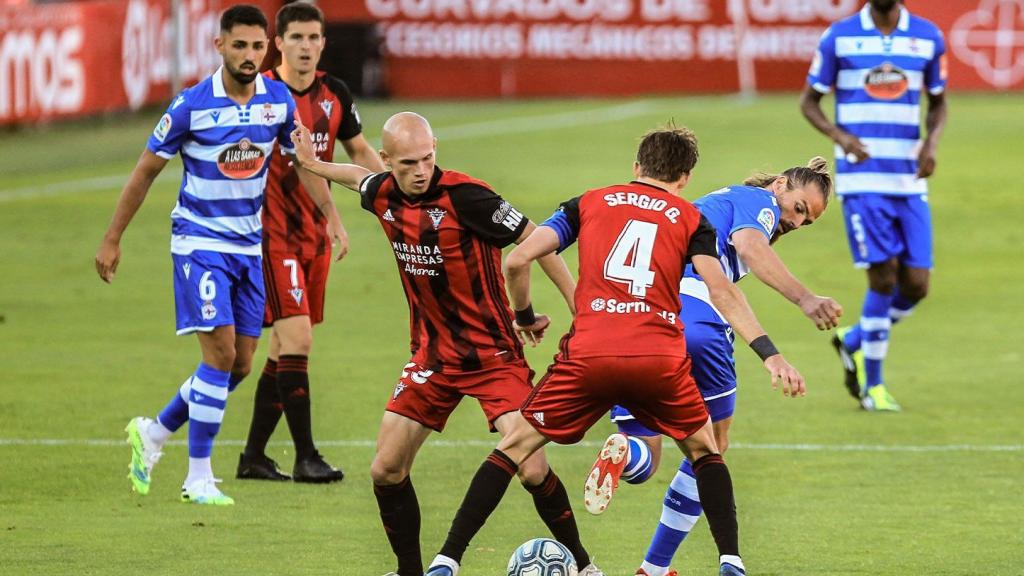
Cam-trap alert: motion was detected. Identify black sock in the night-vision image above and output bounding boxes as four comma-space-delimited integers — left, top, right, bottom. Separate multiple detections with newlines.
276, 354, 315, 458
243, 359, 282, 456
692, 453, 740, 557
525, 469, 590, 567
439, 449, 518, 563
374, 476, 422, 576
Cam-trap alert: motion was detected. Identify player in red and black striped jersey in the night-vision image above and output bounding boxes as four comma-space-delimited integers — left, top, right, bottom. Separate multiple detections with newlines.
290, 112, 601, 576
424, 126, 805, 576
238, 3, 385, 485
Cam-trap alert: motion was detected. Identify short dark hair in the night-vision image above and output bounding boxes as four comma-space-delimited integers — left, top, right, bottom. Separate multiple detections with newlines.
220, 4, 268, 33
636, 123, 699, 183
276, 2, 324, 37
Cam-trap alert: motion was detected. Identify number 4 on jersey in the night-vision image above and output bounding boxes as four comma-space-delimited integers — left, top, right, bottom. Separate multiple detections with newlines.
604, 219, 658, 298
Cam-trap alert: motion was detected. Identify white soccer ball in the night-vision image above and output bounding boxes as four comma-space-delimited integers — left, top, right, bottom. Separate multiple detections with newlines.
507, 538, 578, 576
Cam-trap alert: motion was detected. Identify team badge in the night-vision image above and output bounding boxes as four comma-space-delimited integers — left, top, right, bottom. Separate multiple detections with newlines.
261, 103, 277, 124
201, 300, 217, 320
217, 138, 266, 180
153, 114, 172, 142
864, 62, 909, 101
757, 208, 776, 235
319, 99, 333, 118
392, 382, 407, 400
427, 208, 447, 230
290, 287, 304, 305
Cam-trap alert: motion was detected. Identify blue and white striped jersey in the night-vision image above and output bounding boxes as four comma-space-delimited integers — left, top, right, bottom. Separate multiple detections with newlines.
147, 67, 297, 255
807, 4, 946, 196
679, 186, 780, 314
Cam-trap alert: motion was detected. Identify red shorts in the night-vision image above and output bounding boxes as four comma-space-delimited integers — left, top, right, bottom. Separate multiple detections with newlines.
386, 359, 534, 433
263, 251, 331, 326
521, 355, 708, 444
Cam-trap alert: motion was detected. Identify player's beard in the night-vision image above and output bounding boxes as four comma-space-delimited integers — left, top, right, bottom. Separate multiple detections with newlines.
228, 62, 259, 85
869, 0, 899, 13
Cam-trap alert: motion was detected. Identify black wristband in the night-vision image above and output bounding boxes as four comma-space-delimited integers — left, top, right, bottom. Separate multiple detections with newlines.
750, 335, 780, 361
514, 304, 536, 326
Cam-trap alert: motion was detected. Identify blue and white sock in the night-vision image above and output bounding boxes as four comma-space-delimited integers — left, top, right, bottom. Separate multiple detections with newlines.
186, 363, 230, 482
622, 436, 655, 485
859, 289, 893, 390
642, 459, 703, 574
156, 377, 192, 433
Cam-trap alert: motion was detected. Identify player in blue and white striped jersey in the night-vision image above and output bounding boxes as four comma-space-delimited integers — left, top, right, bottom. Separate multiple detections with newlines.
95, 5, 342, 505
800, 0, 948, 412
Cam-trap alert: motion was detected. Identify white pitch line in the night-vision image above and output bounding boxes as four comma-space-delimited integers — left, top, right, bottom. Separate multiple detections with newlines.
0, 100, 666, 203
0, 438, 1020, 452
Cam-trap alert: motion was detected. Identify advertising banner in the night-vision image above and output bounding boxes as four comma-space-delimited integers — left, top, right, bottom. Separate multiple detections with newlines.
324, 0, 1024, 97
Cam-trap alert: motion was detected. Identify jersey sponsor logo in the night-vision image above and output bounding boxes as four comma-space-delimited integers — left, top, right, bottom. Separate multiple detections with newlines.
492, 200, 513, 223
757, 208, 776, 235
590, 297, 651, 315
427, 208, 447, 230
319, 99, 333, 118
289, 287, 304, 305
153, 113, 172, 142
500, 205, 524, 231
217, 138, 266, 179
864, 62, 910, 100
201, 300, 217, 320
182, 262, 191, 279
590, 297, 606, 312
382, 208, 396, 222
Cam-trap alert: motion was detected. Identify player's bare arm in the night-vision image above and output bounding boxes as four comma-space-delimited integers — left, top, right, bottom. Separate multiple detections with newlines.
290, 120, 371, 191
732, 227, 842, 330
504, 227, 561, 346
95, 149, 169, 283
341, 133, 386, 173
799, 85, 869, 162
917, 91, 947, 178
693, 253, 805, 397
515, 222, 577, 316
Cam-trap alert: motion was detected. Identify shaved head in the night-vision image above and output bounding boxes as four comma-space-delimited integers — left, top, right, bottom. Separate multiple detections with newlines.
379, 112, 437, 196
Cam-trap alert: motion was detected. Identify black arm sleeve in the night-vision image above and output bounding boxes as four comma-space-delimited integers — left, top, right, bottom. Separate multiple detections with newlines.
685, 214, 719, 263
324, 75, 363, 141
450, 184, 530, 248
358, 172, 387, 213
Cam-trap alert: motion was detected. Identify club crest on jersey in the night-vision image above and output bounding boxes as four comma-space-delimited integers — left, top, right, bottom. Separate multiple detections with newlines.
290, 287, 304, 305
758, 208, 776, 235
201, 300, 217, 320
393, 382, 407, 400
261, 103, 277, 124
217, 138, 266, 179
319, 99, 333, 118
427, 208, 447, 230
864, 62, 909, 101
153, 114, 172, 142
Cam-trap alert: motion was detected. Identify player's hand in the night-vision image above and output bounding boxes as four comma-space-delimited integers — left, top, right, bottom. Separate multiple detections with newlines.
763, 354, 805, 398
95, 238, 121, 283
289, 118, 315, 169
917, 142, 937, 178
835, 131, 869, 163
798, 294, 843, 330
327, 216, 349, 261
513, 314, 550, 347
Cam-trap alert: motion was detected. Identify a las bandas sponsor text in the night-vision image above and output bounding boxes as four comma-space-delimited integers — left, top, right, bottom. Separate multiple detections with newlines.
603, 191, 681, 223
392, 241, 443, 277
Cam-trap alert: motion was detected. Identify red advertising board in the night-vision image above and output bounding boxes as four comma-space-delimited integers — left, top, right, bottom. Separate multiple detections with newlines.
0, 0, 279, 125
324, 0, 1024, 97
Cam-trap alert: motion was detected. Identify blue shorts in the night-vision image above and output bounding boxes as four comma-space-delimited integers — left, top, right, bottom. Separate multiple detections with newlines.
841, 194, 932, 269
172, 250, 265, 338
611, 294, 737, 435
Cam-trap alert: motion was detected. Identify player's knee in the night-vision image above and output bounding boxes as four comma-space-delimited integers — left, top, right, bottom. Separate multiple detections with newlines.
901, 279, 929, 302
370, 456, 409, 485
279, 328, 313, 355
517, 457, 549, 486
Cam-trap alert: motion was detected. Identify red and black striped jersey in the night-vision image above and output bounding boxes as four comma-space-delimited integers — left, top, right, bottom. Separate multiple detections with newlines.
262, 69, 364, 256
359, 167, 530, 373
542, 181, 717, 359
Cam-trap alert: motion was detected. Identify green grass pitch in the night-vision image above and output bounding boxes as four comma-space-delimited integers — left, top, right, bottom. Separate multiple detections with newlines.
1, 94, 1022, 575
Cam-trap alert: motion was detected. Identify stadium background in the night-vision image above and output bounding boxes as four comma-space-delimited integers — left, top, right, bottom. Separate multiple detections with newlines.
1, 0, 1022, 574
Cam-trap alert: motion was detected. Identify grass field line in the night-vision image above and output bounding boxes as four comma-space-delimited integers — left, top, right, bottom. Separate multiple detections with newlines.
0, 101, 664, 203
1, 438, 1020, 452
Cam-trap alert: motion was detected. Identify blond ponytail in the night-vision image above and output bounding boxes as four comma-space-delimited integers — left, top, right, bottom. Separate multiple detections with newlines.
744, 156, 833, 204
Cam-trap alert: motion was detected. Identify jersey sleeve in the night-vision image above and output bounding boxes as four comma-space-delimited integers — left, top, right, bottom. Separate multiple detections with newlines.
146, 92, 190, 159
541, 196, 582, 254
685, 215, 719, 263
925, 28, 948, 95
807, 26, 838, 94
729, 194, 779, 241
277, 91, 298, 155
450, 185, 529, 248
359, 172, 388, 213
325, 75, 363, 141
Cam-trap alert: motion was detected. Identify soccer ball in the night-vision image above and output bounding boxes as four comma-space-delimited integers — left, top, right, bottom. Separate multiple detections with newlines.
507, 538, 578, 576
